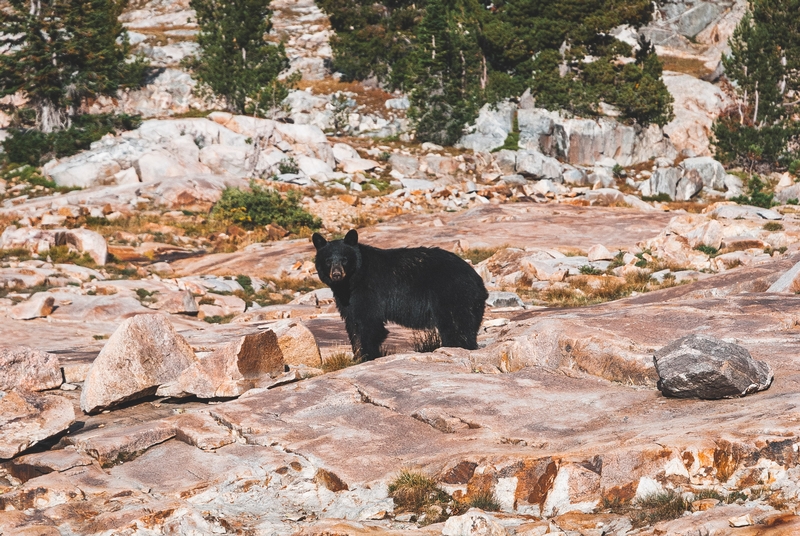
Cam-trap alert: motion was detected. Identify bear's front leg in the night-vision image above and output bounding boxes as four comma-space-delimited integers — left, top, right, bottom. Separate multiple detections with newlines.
344, 315, 388, 361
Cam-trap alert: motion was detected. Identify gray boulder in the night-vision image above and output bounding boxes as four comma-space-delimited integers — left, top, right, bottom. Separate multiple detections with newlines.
653, 334, 773, 399
516, 150, 562, 180
642, 167, 682, 200
486, 291, 524, 308
680, 156, 726, 191
458, 102, 516, 152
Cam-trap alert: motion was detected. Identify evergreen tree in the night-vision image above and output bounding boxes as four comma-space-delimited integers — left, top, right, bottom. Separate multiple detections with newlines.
0, 0, 147, 132
188, 0, 292, 116
712, 0, 800, 170
409, 0, 486, 145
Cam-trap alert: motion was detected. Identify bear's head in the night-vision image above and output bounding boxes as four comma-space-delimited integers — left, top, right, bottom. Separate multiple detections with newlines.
312, 229, 361, 286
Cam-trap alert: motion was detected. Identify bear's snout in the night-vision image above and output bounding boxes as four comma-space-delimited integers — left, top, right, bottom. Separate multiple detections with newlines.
330, 265, 345, 281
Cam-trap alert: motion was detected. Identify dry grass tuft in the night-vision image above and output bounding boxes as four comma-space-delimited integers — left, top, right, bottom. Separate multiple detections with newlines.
321, 351, 360, 373
413, 329, 442, 353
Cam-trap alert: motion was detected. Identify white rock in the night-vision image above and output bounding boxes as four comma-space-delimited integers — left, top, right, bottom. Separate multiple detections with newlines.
587, 244, 614, 261
332, 143, 360, 162
442, 509, 508, 536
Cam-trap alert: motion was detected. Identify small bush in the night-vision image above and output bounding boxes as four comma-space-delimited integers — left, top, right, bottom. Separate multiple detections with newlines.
388, 470, 451, 514
468, 491, 501, 512
203, 314, 235, 324
632, 490, 689, 526
579, 265, 603, 275
730, 176, 775, 208
278, 157, 299, 175
0, 248, 32, 261
763, 222, 784, 232
46, 245, 96, 267
642, 193, 672, 202
787, 198, 799, 205
413, 329, 441, 353
458, 247, 501, 265
211, 182, 321, 233
694, 244, 719, 257
321, 351, 360, 373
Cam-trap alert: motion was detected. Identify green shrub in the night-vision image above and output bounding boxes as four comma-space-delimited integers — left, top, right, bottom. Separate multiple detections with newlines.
763, 222, 784, 231
642, 193, 672, 202
787, 198, 799, 205
278, 157, 299, 175
730, 176, 774, 208
3, 114, 142, 166
579, 265, 603, 275
694, 244, 719, 257
211, 182, 321, 233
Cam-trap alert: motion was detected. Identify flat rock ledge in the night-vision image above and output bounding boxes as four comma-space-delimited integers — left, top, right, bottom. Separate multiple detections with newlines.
653, 334, 774, 399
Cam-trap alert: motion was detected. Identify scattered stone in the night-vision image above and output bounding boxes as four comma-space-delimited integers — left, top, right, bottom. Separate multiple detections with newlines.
712, 205, 783, 221
0, 346, 62, 392
0, 390, 75, 459
653, 334, 774, 399
80, 314, 198, 413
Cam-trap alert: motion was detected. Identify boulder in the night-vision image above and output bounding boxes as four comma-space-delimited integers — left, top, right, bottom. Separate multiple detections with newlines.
134, 150, 189, 182
0, 390, 75, 459
296, 155, 334, 177
492, 150, 517, 175
269, 319, 322, 367
458, 102, 516, 152
653, 334, 773, 399
441, 508, 508, 536
711, 205, 783, 221
274, 122, 328, 145
587, 244, 614, 262
486, 291, 524, 308
156, 330, 284, 399
198, 144, 250, 177
400, 178, 436, 191
149, 290, 198, 315
62, 228, 108, 265
515, 150, 562, 180
339, 158, 379, 174
9, 293, 56, 320
642, 167, 681, 200
681, 156, 727, 191
80, 314, 198, 413
677, 2, 722, 38
388, 154, 419, 176
331, 143, 360, 163
47, 157, 122, 189
425, 155, 459, 176
0, 346, 62, 392
517, 108, 557, 152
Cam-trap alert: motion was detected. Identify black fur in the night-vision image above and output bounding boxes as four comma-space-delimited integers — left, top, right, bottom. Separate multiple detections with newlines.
312, 229, 488, 361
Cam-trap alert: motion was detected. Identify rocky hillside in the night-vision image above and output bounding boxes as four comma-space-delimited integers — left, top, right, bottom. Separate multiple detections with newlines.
4, 0, 800, 535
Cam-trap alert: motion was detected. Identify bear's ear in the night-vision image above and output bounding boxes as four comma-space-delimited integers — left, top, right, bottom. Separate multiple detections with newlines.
312, 233, 327, 250
344, 229, 358, 246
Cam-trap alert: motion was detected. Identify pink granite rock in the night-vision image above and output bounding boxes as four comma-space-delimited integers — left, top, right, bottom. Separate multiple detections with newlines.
80, 314, 198, 413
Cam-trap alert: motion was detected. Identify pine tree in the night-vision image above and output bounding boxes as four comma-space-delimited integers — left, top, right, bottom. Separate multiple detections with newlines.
0, 0, 147, 132
712, 0, 800, 170
409, 0, 487, 145
188, 0, 292, 116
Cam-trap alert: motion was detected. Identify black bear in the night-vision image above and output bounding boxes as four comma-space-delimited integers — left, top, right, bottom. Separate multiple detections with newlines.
312, 229, 488, 361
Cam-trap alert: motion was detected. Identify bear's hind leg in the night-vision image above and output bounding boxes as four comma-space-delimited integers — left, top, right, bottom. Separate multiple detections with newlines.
436, 311, 478, 351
